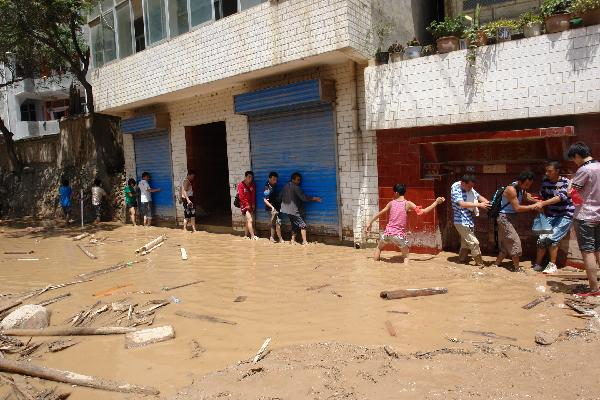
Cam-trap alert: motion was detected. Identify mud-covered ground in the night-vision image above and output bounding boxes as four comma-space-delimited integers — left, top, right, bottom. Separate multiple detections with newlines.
0, 221, 598, 399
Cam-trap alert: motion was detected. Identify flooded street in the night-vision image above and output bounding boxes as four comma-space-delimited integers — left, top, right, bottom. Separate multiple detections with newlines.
0, 222, 597, 399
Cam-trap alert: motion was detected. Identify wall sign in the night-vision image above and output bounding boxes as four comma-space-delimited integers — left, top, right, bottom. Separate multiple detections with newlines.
483, 164, 507, 174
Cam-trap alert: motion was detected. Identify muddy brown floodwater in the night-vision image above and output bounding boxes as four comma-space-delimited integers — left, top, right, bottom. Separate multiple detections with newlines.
0, 222, 598, 400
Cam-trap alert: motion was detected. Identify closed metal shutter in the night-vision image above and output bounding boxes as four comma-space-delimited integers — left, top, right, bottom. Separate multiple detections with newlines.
133, 130, 175, 218
249, 104, 339, 236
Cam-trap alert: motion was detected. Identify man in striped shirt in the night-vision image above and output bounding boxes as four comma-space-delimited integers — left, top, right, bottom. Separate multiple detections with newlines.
451, 174, 490, 266
532, 161, 575, 274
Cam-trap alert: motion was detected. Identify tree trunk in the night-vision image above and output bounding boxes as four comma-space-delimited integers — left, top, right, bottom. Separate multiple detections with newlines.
80, 77, 94, 114
0, 117, 22, 174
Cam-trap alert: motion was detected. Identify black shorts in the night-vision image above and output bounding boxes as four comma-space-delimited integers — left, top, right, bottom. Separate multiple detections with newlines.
575, 219, 600, 253
182, 198, 196, 219
94, 204, 103, 219
288, 214, 307, 233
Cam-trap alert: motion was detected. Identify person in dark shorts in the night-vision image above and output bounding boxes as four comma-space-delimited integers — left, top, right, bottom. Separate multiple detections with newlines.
138, 172, 161, 227
567, 142, 600, 297
279, 172, 321, 245
91, 178, 107, 224
124, 178, 138, 226
59, 178, 73, 223
263, 171, 283, 243
181, 170, 197, 233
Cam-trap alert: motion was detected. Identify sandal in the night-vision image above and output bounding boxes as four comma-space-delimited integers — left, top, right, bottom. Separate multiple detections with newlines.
575, 289, 600, 298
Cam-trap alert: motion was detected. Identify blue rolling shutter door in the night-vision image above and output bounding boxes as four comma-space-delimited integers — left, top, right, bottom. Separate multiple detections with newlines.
133, 131, 175, 218
250, 104, 339, 236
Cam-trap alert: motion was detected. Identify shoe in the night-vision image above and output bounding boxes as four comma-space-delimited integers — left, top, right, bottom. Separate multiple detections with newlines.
542, 262, 558, 274
575, 289, 600, 298
532, 263, 544, 272
252, 236, 260, 240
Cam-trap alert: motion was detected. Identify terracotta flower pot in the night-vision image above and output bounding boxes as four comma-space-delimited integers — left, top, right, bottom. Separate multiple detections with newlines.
582, 8, 600, 26
436, 36, 460, 54
466, 31, 488, 47
545, 13, 572, 33
524, 22, 543, 38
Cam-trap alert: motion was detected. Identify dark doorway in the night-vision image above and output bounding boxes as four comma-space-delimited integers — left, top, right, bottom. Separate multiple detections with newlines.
185, 122, 231, 227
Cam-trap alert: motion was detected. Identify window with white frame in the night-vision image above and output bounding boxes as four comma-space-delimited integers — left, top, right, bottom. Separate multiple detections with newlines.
144, 0, 167, 45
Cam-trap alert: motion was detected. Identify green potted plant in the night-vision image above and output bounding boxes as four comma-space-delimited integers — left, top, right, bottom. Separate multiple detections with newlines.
483, 19, 521, 42
388, 41, 405, 62
571, 0, 600, 26
520, 10, 544, 37
421, 44, 436, 56
427, 15, 467, 53
464, 4, 488, 47
404, 37, 422, 59
541, 0, 573, 33
373, 21, 393, 65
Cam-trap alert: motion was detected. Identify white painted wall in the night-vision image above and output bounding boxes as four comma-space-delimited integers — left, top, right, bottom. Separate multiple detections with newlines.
365, 25, 600, 130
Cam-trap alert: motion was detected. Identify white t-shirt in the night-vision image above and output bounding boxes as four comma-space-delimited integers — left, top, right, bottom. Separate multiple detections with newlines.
139, 179, 152, 203
91, 186, 106, 206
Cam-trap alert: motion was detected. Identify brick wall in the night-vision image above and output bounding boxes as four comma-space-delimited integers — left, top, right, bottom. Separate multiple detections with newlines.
91, 0, 372, 113
365, 26, 600, 130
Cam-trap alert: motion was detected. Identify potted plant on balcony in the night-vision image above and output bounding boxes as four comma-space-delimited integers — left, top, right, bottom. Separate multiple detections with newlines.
483, 19, 521, 42
571, 0, 600, 26
541, 0, 573, 33
520, 10, 544, 37
388, 41, 404, 62
422, 44, 436, 56
374, 21, 393, 65
427, 15, 467, 53
404, 37, 422, 59
464, 4, 488, 47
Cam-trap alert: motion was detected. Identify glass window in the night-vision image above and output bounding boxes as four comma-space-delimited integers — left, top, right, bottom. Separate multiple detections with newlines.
240, 0, 264, 11
144, 0, 167, 44
116, 2, 133, 57
101, 0, 115, 10
20, 103, 37, 122
102, 11, 117, 62
190, 0, 212, 26
90, 19, 104, 67
168, 0, 189, 37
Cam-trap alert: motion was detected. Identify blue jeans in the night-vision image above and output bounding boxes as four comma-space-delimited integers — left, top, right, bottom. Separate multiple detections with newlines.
537, 215, 572, 247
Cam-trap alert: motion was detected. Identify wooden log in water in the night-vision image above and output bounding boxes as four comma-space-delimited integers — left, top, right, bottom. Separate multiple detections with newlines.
36, 293, 71, 307
141, 241, 165, 255
135, 236, 165, 254
380, 287, 448, 300
72, 232, 90, 241
78, 260, 145, 280
2, 327, 137, 336
4, 251, 34, 255
522, 295, 551, 310
0, 358, 159, 395
77, 244, 97, 260
162, 280, 203, 291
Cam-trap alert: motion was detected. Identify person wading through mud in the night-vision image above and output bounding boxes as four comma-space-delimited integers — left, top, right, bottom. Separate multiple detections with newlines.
238, 171, 257, 240
139, 172, 161, 227
280, 172, 321, 245
567, 142, 600, 297
492, 171, 542, 271
181, 170, 197, 233
451, 174, 489, 266
531, 161, 574, 274
124, 178, 138, 226
263, 171, 283, 243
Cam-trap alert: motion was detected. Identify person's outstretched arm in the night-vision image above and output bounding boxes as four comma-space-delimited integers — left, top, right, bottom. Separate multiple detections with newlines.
411, 197, 445, 215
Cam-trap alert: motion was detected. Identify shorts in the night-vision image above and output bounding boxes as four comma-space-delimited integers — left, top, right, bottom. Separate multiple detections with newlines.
270, 211, 281, 227
94, 204, 102, 219
288, 214, 307, 234
182, 197, 196, 219
141, 202, 153, 218
454, 224, 481, 256
126, 203, 137, 211
378, 234, 409, 249
537, 215, 573, 248
497, 213, 522, 257
574, 219, 600, 253
61, 205, 71, 215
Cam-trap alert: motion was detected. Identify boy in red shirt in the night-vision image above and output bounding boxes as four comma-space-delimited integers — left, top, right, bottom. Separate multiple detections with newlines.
237, 171, 257, 240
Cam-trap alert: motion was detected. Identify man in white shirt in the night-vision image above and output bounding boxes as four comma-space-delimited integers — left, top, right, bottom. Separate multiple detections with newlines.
138, 172, 161, 226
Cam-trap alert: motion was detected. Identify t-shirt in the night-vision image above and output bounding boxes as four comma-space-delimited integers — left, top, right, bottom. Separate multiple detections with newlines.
124, 186, 136, 206
539, 176, 574, 219
237, 181, 256, 211
263, 182, 279, 212
139, 179, 152, 203
450, 181, 479, 227
572, 160, 600, 222
280, 182, 311, 217
91, 186, 106, 206
59, 186, 72, 208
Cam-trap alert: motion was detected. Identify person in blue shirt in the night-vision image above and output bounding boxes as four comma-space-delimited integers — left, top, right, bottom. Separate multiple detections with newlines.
59, 178, 73, 223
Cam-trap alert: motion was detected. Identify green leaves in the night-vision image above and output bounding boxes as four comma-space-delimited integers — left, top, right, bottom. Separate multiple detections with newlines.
427, 15, 468, 40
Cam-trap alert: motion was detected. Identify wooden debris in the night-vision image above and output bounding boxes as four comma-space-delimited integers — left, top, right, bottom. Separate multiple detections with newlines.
380, 287, 448, 300
137, 301, 168, 316
252, 338, 271, 363
72, 232, 90, 241
331, 291, 343, 298
4, 251, 34, 255
0, 358, 159, 394
141, 241, 164, 255
386, 311, 409, 314
463, 330, 517, 342
93, 284, 132, 297
162, 280, 203, 291
76, 244, 97, 260
384, 320, 396, 337
124, 326, 175, 349
565, 299, 597, 315
190, 340, 205, 358
383, 345, 399, 358
2, 327, 137, 336
181, 248, 188, 260
17, 258, 39, 261
234, 296, 247, 303
548, 273, 598, 280
522, 295, 551, 310
175, 310, 236, 325
36, 293, 71, 307
135, 236, 165, 254
306, 284, 330, 291
47, 340, 79, 353
0, 374, 36, 400
78, 260, 145, 280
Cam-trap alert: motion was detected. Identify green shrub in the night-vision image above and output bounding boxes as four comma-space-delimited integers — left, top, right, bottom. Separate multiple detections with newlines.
519, 10, 544, 26
540, 0, 573, 17
482, 19, 522, 36
427, 15, 468, 39
571, 0, 600, 13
